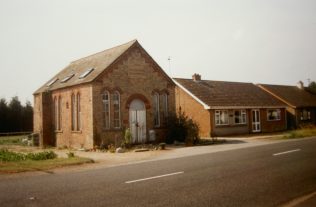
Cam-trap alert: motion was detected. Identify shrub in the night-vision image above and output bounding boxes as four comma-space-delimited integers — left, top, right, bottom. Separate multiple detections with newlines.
0, 149, 57, 162
0, 149, 26, 161
25, 151, 57, 160
67, 151, 75, 158
166, 111, 200, 145
108, 143, 116, 153
124, 128, 132, 148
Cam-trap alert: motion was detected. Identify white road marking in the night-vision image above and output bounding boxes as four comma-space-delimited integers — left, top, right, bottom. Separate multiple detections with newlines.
125, 171, 184, 184
273, 149, 301, 156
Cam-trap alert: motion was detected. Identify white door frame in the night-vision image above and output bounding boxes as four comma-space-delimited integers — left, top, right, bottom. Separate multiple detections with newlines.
252, 109, 261, 132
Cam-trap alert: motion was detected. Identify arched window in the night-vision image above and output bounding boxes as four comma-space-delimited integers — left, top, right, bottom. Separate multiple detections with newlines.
102, 91, 110, 129
76, 93, 81, 130
71, 94, 76, 131
153, 92, 160, 127
161, 93, 168, 124
113, 91, 121, 128
58, 96, 62, 130
54, 97, 58, 130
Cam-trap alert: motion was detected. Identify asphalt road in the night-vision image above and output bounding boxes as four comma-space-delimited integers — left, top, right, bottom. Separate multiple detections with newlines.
1, 137, 316, 207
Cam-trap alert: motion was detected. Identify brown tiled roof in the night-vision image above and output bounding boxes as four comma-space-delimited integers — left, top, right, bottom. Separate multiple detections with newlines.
173, 78, 285, 109
34, 40, 138, 94
258, 84, 316, 108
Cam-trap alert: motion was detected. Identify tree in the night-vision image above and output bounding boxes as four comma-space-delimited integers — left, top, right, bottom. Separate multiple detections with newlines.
0, 98, 8, 132
0, 97, 33, 133
8, 96, 23, 132
22, 101, 33, 131
307, 81, 316, 94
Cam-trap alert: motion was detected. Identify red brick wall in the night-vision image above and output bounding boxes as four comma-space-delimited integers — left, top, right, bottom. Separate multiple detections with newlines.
34, 92, 54, 147
51, 84, 94, 149
175, 86, 211, 137
92, 45, 175, 145
259, 108, 287, 133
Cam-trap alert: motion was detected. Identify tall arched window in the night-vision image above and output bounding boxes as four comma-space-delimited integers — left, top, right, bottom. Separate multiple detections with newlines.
102, 91, 110, 129
58, 96, 62, 130
54, 97, 58, 130
113, 91, 121, 128
76, 93, 81, 131
161, 93, 168, 124
153, 92, 160, 127
71, 94, 76, 131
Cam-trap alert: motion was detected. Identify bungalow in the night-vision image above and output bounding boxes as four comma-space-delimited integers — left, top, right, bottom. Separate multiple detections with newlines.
173, 74, 287, 137
258, 82, 316, 129
33, 40, 175, 148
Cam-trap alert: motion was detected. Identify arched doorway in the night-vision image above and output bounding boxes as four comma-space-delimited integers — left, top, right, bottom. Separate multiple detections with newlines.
129, 99, 147, 143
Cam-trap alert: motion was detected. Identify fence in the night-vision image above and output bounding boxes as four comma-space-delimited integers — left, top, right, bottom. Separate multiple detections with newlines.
0, 132, 33, 137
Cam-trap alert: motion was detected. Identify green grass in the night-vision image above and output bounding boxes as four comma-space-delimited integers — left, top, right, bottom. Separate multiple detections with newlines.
0, 157, 94, 173
0, 135, 25, 145
283, 127, 316, 139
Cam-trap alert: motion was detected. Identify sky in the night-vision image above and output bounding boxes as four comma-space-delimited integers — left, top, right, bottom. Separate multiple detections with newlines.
0, 0, 316, 105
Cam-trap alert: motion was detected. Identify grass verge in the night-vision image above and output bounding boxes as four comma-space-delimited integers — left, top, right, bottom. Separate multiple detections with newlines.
283, 127, 316, 139
0, 135, 25, 145
0, 157, 94, 173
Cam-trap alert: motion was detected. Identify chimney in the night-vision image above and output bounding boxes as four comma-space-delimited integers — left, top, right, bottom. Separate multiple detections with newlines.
192, 73, 201, 81
297, 81, 304, 89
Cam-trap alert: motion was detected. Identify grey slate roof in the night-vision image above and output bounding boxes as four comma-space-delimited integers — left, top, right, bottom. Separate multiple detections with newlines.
258, 84, 316, 108
34, 39, 137, 94
173, 78, 286, 109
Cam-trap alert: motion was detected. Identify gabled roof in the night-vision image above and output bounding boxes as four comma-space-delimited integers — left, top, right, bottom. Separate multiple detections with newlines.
257, 84, 316, 108
173, 78, 286, 109
34, 39, 173, 94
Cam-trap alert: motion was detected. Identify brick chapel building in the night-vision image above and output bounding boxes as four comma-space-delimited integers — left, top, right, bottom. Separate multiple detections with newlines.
33, 40, 175, 148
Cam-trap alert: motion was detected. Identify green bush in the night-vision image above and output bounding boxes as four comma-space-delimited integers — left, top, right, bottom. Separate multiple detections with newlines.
26, 151, 57, 160
0, 149, 26, 161
166, 111, 200, 145
0, 149, 57, 162
67, 151, 75, 158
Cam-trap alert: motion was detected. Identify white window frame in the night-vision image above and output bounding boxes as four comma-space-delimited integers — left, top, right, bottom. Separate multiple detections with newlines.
102, 91, 110, 129
215, 110, 229, 125
301, 109, 311, 120
267, 109, 281, 121
153, 92, 160, 127
234, 110, 246, 125
113, 91, 121, 129
71, 94, 76, 131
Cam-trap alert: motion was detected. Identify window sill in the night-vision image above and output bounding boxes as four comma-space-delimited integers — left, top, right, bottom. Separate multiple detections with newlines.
267, 119, 281, 122
71, 130, 82, 134
55, 130, 63, 133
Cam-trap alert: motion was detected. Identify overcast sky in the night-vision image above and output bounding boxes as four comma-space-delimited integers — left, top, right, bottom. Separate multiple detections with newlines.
1, 0, 316, 104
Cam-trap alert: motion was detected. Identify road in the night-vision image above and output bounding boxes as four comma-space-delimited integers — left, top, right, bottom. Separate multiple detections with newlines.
1, 137, 316, 207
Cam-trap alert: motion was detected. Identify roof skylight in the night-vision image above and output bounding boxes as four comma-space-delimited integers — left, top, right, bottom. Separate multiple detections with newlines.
61, 74, 75, 83
79, 68, 94, 79
46, 78, 58, 87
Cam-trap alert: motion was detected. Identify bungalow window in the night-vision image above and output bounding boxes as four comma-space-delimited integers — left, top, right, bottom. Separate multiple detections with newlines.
234, 110, 246, 124
161, 93, 168, 124
153, 92, 160, 127
300, 109, 311, 120
113, 91, 121, 128
102, 91, 110, 129
215, 110, 228, 125
267, 109, 281, 121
